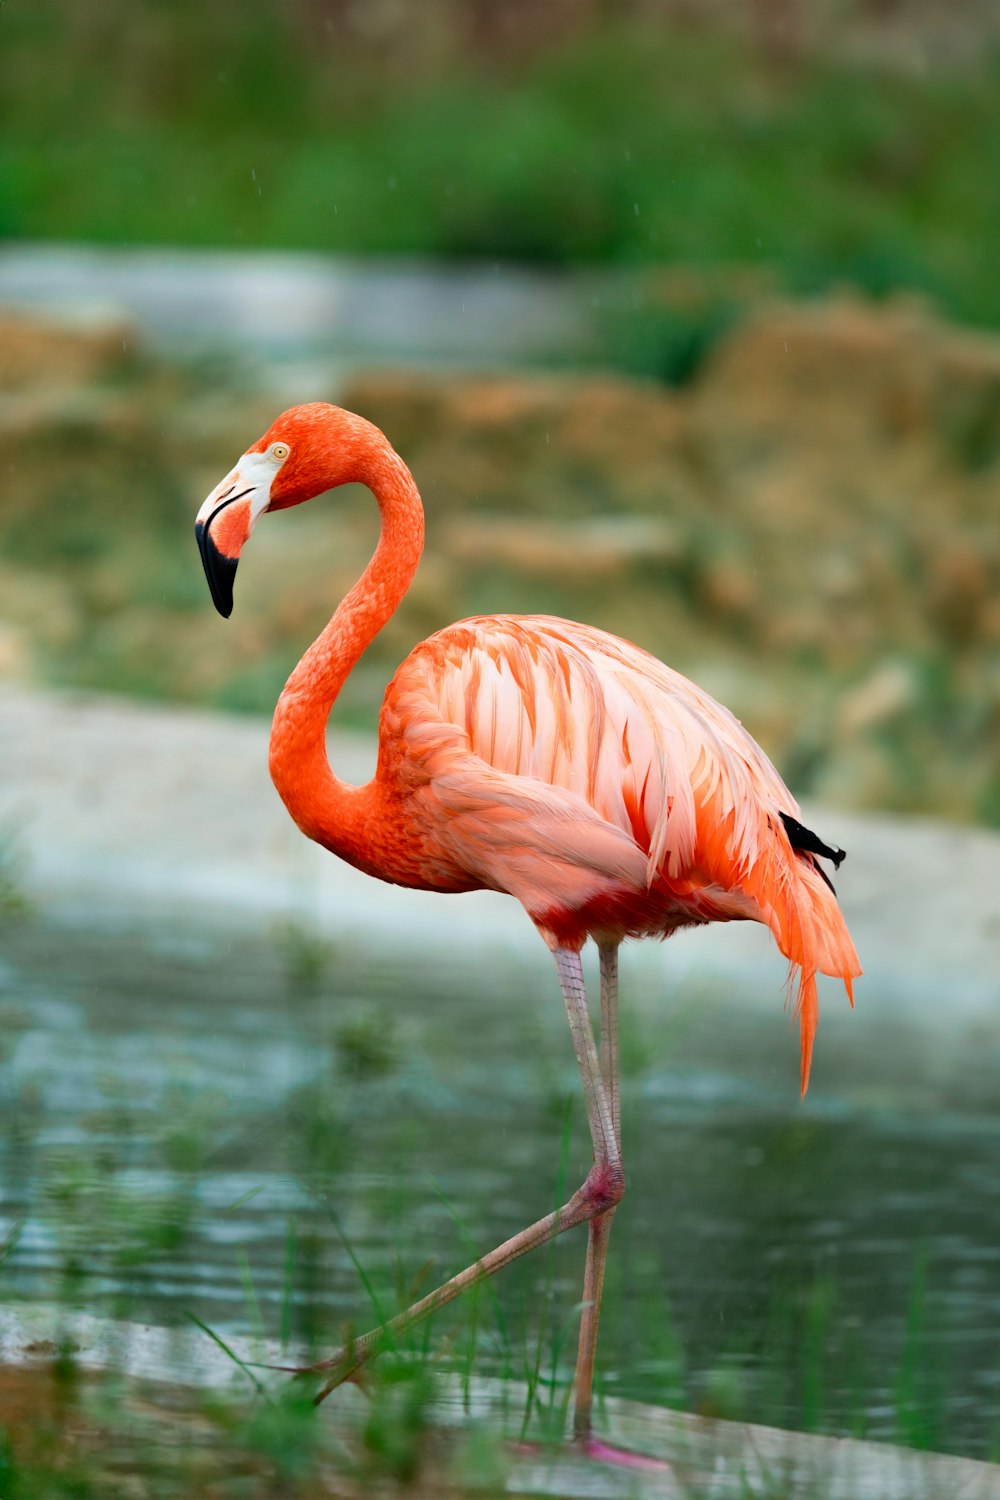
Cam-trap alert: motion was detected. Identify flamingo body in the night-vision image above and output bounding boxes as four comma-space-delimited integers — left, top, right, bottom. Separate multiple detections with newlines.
196, 402, 861, 1431
270, 605, 858, 1090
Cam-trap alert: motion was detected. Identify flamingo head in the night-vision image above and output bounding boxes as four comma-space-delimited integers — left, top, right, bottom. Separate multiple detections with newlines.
195, 402, 379, 617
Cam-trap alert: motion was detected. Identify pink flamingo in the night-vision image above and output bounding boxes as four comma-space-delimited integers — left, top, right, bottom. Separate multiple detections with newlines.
196, 402, 860, 1442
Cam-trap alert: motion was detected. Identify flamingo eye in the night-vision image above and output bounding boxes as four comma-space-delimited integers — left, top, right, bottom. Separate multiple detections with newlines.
271, 442, 290, 461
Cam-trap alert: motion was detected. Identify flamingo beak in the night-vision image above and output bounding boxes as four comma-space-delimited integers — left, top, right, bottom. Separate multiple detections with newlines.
196, 514, 241, 618
196, 474, 268, 617
195, 485, 255, 618
196, 450, 284, 617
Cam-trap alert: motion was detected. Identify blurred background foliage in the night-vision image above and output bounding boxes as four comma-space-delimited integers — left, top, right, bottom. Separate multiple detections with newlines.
1, 0, 998, 824
3, 0, 1000, 328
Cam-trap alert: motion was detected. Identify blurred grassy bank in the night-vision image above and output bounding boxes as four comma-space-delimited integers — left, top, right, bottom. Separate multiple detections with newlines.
1, 290, 998, 827
3, 2, 999, 825
3, 6, 1000, 330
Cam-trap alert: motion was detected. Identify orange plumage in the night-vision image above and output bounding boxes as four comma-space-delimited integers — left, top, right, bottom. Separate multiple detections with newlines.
381, 613, 857, 1093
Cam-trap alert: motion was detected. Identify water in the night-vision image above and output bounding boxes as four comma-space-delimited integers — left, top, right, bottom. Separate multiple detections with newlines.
1, 909, 999, 1461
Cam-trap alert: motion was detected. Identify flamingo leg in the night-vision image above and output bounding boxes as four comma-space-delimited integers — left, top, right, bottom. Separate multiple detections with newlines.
572, 941, 622, 1442
301, 946, 623, 1404
599, 941, 622, 1145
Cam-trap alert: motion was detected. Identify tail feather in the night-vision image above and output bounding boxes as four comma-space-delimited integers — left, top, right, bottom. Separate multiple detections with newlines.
778, 856, 861, 1094
684, 793, 861, 1093
796, 970, 819, 1097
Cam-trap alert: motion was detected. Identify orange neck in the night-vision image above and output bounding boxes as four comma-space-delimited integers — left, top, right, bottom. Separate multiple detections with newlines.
268, 442, 424, 868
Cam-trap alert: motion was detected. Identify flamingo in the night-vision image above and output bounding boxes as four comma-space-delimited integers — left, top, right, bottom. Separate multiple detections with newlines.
195, 401, 860, 1442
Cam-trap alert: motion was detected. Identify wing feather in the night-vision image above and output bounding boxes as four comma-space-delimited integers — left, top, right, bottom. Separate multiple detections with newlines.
392, 614, 794, 895
384, 613, 859, 1090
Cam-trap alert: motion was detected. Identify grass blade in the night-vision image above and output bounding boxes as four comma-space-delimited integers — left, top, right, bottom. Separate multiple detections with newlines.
185, 1311, 269, 1397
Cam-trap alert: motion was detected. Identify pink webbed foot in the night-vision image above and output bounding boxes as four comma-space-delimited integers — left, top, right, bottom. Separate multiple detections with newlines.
577, 1434, 674, 1471
511, 1434, 673, 1474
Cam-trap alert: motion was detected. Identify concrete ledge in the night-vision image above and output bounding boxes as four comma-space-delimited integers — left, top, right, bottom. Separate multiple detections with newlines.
1, 1303, 997, 1499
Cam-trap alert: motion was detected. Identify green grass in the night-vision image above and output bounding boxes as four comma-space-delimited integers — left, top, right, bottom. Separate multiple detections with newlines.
0, 1220, 962, 1498
0, 1039, 974, 1491
3, 8, 1000, 329
1, 901, 997, 1490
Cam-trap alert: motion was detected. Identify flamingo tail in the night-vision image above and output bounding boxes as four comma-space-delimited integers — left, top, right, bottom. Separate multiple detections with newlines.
776, 855, 861, 1095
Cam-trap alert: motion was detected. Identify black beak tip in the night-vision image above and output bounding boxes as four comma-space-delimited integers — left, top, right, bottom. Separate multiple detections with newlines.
196, 520, 238, 619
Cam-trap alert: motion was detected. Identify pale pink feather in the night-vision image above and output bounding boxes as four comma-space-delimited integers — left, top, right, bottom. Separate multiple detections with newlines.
378, 613, 860, 1091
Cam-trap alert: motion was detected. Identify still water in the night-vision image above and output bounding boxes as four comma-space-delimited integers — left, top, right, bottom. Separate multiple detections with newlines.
1, 909, 998, 1460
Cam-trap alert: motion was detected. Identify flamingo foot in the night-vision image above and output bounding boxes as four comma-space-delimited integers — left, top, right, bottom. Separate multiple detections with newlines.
577, 1435, 674, 1471
511, 1434, 673, 1473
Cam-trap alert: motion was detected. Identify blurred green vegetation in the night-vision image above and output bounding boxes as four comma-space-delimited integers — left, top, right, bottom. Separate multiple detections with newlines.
3, 4, 1000, 329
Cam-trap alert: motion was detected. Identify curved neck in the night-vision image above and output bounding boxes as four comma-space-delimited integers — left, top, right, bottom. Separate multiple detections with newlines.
268, 444, 424, 864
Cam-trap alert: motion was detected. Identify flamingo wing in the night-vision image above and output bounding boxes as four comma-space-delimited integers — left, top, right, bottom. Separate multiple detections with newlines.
381, 614, 859, 1091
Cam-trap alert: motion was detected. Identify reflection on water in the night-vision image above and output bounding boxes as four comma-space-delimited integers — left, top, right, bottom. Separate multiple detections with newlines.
1, 911, 999, 1460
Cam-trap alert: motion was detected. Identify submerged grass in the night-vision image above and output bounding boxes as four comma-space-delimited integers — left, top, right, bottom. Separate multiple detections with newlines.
0, 1243, 970, 1498
0, 914, 997, 1492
